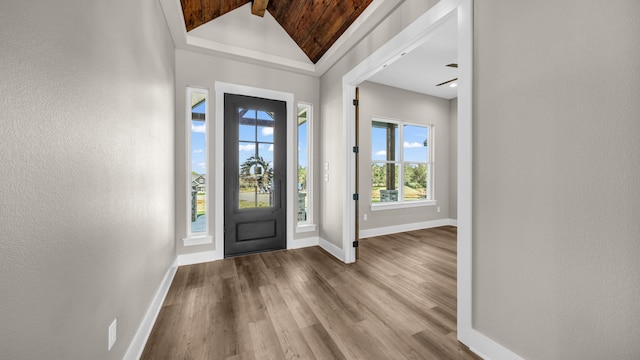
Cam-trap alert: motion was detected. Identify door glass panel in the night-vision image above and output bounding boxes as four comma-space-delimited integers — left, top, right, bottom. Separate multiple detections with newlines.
258, 111, 274, 141
238, 109, 275, 210
241, 109, 256, 122
239, 124, 255, 142
258, 125, 274, 142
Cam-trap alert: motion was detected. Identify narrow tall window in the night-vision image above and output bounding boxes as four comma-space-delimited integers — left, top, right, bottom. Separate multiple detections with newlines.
297, 103, 312, 225
371, 119, 432, 205
188, 88, 208, 234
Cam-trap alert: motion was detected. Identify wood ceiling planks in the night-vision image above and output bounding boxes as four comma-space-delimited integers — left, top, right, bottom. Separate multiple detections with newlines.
181, 0, 251, 31
252, 0, 270, 17
180, 0, 373, 63
297, 0, 372, 63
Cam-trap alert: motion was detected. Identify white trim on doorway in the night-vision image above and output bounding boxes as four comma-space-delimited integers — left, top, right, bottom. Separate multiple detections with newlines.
213, 82, 295, 260
339, 0, 483, 357
319, 237, 346, 262
359, 218, 457, 239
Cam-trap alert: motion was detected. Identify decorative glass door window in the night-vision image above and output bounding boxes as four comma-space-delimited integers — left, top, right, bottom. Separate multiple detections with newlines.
238, 108, 275, 209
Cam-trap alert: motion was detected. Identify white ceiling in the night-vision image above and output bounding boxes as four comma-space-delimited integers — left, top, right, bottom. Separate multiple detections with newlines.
158, 0, 458, 99
367, 14, 458, 99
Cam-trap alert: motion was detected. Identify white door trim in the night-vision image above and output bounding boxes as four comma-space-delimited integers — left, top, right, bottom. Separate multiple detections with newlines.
341, 0, 478, 353
214, 82, 295, 260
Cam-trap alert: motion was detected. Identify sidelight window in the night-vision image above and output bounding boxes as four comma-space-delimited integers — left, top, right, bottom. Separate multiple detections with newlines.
187, 88, 208, 235
297, 103, 314, 229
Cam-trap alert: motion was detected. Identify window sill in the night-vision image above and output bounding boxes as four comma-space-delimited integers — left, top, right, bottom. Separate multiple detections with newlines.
182, 235, 213, 247
370, 200, 437, 211
296, 224, 317, 233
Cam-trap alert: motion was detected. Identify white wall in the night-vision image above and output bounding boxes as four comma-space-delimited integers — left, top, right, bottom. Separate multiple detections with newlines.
320, 0, 442, 248
358, 81, 451, 231
0, 0, 176, 359
474, 0, 640, 359
174, 49, 320, 256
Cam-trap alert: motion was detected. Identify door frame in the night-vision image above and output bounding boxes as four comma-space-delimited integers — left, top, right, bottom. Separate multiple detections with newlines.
341, 0, 474, 348
214, 82, 295, 259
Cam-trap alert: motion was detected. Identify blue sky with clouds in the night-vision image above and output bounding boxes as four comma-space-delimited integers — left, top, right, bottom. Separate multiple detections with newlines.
372, 123, 429, 163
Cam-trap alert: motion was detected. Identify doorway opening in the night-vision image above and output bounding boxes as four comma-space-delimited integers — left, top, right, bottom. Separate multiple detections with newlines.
341, 0, 473, 348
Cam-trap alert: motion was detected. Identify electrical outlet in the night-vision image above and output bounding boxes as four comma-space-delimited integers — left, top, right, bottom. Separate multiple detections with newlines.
108, 319, 117, 351
437, 207, 441, 213
363, 214, 368, 221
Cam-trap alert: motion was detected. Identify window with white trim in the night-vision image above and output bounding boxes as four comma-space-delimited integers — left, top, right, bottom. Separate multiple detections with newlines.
187, 88, 208, 235
297, 103, 313, 227
371, 119, 433, 206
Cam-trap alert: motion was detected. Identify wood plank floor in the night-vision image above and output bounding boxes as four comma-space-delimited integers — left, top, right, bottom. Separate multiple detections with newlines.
142, 226, 480, 360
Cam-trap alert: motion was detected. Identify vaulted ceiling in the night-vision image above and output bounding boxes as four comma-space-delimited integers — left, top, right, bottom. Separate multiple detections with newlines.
180, 0, 373, 63
161, 0, 458, 96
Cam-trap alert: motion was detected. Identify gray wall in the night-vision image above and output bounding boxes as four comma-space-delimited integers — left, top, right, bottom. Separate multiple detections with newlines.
174, 49, 321, 255
320, 0, 442, 248
358, 81, 451, 230
474, 1, 640, 359
0, 0, 176, 359
449, 97, 458, 219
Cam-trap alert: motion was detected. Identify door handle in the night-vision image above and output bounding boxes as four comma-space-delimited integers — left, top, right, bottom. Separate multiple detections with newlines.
276, 179, 282, 209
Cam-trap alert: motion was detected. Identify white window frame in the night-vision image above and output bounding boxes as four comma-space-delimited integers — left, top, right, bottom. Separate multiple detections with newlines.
183, 87, 213, 246
296, 102, 316, 232
370, 117, 436, 211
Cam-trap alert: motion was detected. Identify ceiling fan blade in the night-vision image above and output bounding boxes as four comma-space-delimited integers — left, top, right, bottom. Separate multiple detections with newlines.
436, 77, 458, 86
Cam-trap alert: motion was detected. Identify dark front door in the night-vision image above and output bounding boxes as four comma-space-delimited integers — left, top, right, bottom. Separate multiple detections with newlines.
224, 94, 287, 257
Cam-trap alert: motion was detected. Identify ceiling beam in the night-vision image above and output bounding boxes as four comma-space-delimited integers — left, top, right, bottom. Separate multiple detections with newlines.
252, 0, 269, 17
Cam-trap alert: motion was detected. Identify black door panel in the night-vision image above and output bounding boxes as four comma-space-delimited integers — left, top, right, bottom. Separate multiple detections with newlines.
224, 94, 286, 257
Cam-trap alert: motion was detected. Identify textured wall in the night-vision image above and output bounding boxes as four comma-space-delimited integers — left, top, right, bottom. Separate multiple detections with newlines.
174, 49, 321, 255
0, 0, 176, 359
474, 0, 640, 358
358, 81, 451, 230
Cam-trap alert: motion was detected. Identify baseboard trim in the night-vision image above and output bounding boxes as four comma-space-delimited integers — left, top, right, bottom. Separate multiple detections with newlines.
288, 236, 319, 250
359, 218, 457, 239
123, 257, 178, 360
318, 237, 345, 262
178, 236, 319, 264
464, 328, 525, 360
177, 250, 220, 266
